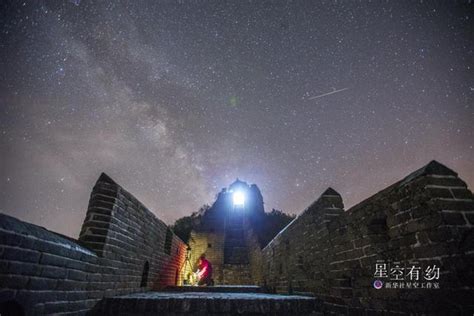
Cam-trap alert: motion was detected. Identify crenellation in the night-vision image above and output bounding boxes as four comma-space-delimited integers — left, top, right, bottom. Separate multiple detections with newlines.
1, 161, 473, 314
255, 161, 474, 314
0, 171, 188, 315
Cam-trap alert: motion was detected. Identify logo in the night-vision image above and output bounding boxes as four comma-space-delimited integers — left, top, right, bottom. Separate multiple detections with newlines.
373, 280, 383, 289
373, 260, 441, 290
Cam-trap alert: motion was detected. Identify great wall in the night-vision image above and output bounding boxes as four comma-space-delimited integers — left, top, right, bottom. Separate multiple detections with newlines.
1, 160, 473, 315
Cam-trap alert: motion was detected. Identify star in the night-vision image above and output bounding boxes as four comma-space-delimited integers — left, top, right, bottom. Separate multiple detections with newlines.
0, 1, 472, 237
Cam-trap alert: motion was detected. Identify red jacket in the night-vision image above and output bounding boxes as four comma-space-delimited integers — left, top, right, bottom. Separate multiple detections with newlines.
198, 258, 212, 279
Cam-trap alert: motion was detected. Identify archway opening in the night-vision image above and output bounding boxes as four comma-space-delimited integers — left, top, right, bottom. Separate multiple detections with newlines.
140, 261, 150, 287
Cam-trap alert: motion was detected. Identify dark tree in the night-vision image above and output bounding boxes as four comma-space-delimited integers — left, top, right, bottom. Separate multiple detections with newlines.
171, 204, 209, 243
172, 204, 294, 248
256, 208, 295, 248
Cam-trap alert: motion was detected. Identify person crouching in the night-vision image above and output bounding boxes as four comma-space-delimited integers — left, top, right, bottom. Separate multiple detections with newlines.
196, 254, 213, 286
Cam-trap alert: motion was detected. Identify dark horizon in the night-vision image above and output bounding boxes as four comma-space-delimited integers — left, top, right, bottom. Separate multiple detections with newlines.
1, 1, 472, 238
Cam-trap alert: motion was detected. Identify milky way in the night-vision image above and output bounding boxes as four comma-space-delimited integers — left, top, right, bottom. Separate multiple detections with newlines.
1, 1, 472, 238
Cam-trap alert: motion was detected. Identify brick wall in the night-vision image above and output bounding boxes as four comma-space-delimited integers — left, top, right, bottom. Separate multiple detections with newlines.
2, 161, 472, 314
185, 230, 225, 284
0, 213, 101, 315
79, 173, 187, 290
258, 161, 474, 314
0, 172, 187, 315
186, 184, 264, 285
186, 228, 261, 286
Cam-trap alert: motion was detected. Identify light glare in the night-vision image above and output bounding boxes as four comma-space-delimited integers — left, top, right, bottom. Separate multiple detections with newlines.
233, 191, 245, 206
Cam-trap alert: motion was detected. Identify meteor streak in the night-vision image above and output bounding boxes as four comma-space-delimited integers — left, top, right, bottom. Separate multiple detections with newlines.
308, 87, 349, 100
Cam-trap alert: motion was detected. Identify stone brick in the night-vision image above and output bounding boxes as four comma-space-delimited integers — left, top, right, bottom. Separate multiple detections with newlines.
0, 274, 29, 289
450, 188, 473, 200
0, 289, 16, 303
425, 187, 454, 199
67, 269, 88, 281
441, 211, 467, 225
388, 234, 417, 249
43, 300, 88, 314
404, 215, 443, 233
424, 176, 468, 188
410, 205, 432, 219
0, 231, 32, 248
387, 211, 411, 227
3, 260, 42, 276
413, 242, 457, 258
427, 227, 454, 243
435, 199, 474, 212
40, 253, 68, 267
41, 266, 68, 279
465, 213, 474, 225
1, 246, 41, 263
15, 290, 68, 306
27, 276, 58, 290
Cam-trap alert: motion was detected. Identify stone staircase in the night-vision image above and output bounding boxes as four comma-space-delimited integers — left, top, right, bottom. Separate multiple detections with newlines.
224, 213, 249, 265
164, 285, 262, 293
94, 286, 320, 315
222, 264, 253, 285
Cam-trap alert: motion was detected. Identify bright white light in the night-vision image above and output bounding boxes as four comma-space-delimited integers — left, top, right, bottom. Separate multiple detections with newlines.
233, 191, 245, 206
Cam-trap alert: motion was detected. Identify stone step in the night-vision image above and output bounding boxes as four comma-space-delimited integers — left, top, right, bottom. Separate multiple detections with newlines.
224, 239, 247, 247
164, 285, 262, 293
95, 291, 319, 315
223, 266, 253, 285
225, 229, 245, 238
226, 220, 244, 227
224, 248, 249, 264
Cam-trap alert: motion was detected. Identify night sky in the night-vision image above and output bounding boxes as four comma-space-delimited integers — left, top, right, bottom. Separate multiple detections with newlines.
1, 1, 472, 238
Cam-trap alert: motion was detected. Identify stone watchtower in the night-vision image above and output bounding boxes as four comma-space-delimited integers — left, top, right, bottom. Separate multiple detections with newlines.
186, 179, 264, 285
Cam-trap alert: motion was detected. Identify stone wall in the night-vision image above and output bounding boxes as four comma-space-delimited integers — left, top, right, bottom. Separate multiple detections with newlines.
258, 161, 474, 315
2, 161, 473, 315
0, 173, 187, 315
185, 230, 225, 284
0, 213, 101, 315
185, 218, 260, 285
79, 173, 187, 289
186, 180, 264, 285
